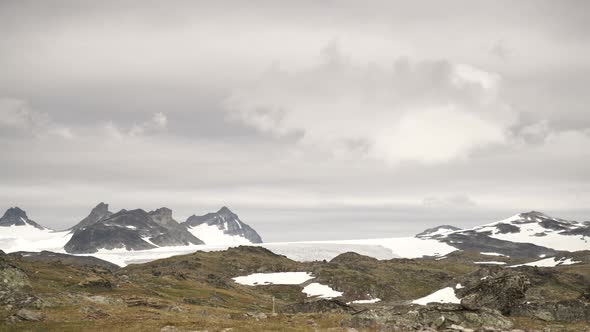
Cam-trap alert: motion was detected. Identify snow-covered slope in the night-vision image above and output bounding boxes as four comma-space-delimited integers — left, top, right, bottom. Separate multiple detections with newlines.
418, 211, 590, 252
183, 207, 262, 245
0, 207, 72, 252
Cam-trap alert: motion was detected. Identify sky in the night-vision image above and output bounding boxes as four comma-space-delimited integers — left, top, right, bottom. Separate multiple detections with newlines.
1, 1, 589, 241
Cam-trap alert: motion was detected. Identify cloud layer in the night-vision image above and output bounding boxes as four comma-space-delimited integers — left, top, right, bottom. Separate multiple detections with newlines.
0, 1, 589, 239
228, 48, 518, 164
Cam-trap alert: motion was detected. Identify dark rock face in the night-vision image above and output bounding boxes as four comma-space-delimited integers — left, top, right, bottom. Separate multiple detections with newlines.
64, 208, 203, 254
345, 303, 513, 331
441, 232, 557, 258
458, 270, 529, 314
0, 207, 45, 229
183, 206, 263, 243
69, 202, 113, 232
495, 223, 520, 234
281, 299, 355, 314
148, 208, 204, 247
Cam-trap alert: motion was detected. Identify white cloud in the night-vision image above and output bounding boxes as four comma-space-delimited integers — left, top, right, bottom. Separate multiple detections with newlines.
129, 112, 168, 136
0, 98, 72, 139
227, 47, 518, 164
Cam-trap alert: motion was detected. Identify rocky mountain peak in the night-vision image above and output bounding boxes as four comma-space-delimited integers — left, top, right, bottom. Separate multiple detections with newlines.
148, 207, 175, 226
69, 202, 113, 232
0, 207, 45, 229
183, 206, 263, 244
92, 202, 109, 213
217, 206, 232, 214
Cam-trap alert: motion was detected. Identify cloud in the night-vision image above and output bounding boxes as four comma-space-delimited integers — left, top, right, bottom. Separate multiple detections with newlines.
0, 98, 167, 141
0, 98, 72, 139
129, 112, 168, 136
226, 46, 518, 164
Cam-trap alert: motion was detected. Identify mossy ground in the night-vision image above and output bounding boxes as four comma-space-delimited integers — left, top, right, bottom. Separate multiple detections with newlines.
1, 247, 589, 331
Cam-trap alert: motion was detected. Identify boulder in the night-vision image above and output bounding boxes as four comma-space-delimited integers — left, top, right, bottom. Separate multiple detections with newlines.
458, 270, 529, 314
14, 308, 45, 321
78, 276, 113, 289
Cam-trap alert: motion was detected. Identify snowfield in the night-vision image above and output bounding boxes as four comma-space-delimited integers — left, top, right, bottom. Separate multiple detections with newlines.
186, 223, 253, 246
0, 224, 72, 253
63, 236, 454, 267
1, 210, 588, 268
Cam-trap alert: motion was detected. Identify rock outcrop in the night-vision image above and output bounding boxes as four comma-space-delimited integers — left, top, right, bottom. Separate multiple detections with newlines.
345, 303, 513, 331
0, 207, 45, 229
458, 270, 529, 314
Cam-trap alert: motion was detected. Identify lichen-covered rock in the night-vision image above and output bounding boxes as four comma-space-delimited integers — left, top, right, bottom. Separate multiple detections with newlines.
14, 308, 45, 321
344, 303, 513, 331
511, 299, 590, 322
0, 253, 41, 309
78, 276, 113, 289
458, 270, 529, 314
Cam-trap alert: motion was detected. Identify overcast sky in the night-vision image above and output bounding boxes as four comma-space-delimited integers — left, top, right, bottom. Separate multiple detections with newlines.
1, 1, 589, 241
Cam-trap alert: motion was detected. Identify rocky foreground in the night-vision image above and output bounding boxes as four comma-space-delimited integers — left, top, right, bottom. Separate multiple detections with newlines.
1, 247, 589, 331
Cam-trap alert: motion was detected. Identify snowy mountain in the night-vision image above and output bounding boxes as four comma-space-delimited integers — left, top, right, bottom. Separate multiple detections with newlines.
183, 206, 263, 245
0, 207, 72, 253
417, 211, 590, 256
0, 205, 263, 256
0, 207, 46, 230
64, 207, 204, 253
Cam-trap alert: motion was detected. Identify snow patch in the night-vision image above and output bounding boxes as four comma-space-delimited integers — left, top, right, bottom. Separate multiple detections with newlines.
474, 261, 506, 265
510, 257, 582, 268
232, 272, 313, 286
349, 298, 381, 304
412, 287, 460, 305
480, 252, 506, 257
302, 283, 343, 299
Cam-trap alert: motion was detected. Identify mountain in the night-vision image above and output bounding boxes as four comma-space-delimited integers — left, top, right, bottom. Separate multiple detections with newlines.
416, 211, 590, 257
183, 206, 263, 244
64, 208, 204, 254
0, 207, 46, 230
68, 202, 113, 232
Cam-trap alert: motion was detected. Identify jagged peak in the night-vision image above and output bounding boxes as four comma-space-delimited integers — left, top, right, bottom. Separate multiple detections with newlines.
3, 206, 28, 217
217, 206, 233, 214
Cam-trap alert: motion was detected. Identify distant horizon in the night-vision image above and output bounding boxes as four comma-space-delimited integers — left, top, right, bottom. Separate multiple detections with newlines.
2, 202, 589, 242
